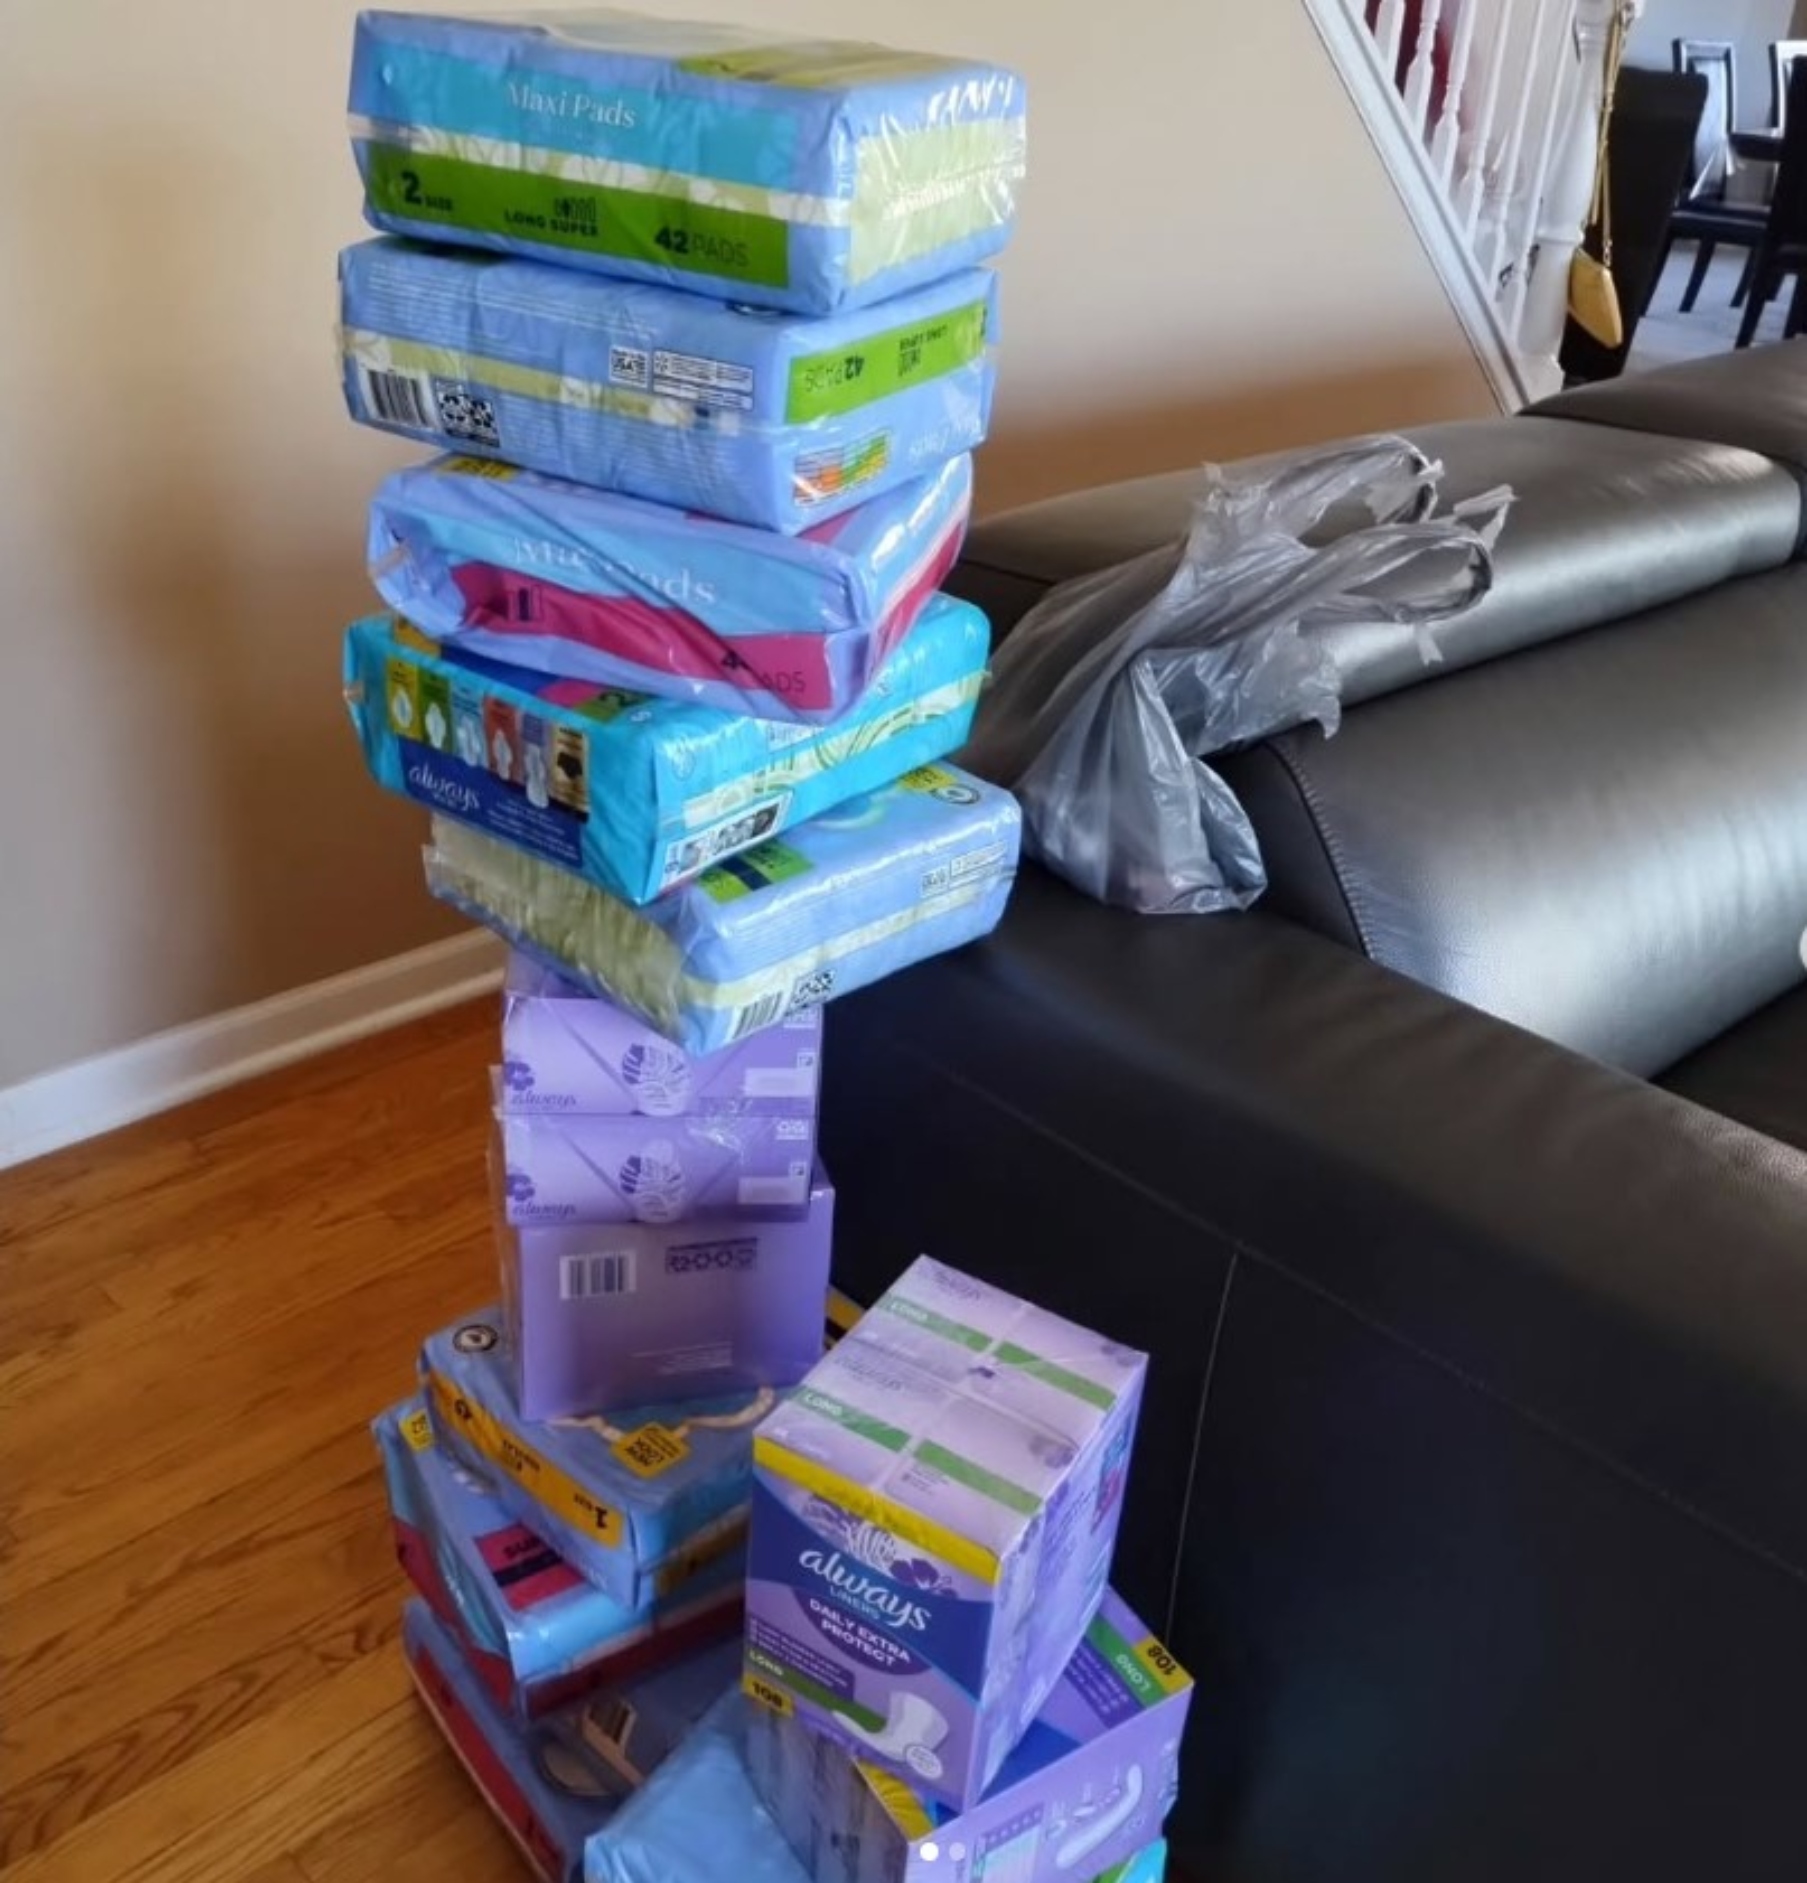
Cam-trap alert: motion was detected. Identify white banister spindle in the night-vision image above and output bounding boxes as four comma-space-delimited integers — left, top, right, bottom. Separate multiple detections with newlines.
1303, 0, 1638, 407
1374, 0, 1409, 77
1456, 0, 1518, 240
1402, 0, 1447, 140
1431, 0, 1482, 187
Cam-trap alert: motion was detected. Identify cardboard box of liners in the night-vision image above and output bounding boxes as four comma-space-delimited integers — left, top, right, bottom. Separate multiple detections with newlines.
744, 1257, 1147, 1810
501, 1161, 835, 1418
747, 1587, 1190, 1883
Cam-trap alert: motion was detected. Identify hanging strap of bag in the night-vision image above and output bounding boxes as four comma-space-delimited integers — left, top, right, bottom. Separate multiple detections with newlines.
1569, 2, 1633, 346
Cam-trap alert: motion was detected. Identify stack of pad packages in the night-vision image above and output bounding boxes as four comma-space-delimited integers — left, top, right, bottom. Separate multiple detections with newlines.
337, 10, 1189, 1883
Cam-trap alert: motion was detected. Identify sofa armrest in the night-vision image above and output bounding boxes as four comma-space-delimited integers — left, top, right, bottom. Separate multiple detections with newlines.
820, 869, 1807, 1583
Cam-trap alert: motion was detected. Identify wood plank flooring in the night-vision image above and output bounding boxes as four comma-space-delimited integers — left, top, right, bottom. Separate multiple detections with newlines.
0, 1000, 524, 1882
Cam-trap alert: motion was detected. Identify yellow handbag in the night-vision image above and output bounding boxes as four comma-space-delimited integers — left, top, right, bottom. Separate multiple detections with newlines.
1569, 2, 1633, 348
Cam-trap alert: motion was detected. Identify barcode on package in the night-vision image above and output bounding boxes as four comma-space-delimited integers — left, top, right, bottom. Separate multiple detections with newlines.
559, 1252, 637, 1300
360, 364, 434, 430
728, 991, 787, 1042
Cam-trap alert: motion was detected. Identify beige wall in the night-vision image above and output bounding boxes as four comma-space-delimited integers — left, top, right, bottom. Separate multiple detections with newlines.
0, 0, 1491, 1092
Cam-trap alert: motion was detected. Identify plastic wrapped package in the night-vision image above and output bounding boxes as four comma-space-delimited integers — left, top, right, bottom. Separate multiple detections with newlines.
343, 598, 988, 906
422, 762, 1022, 1054
368, 452, 972, 723
502, 1162, 834, 1418
373, 1399, 742, 1720
420, 1309, 763, 1607
500, 952, 822, 1118
403, 1597, 741, 1883
349, 12, 1026, 315
340, 240, 998, 531
963, 437, 1511, 915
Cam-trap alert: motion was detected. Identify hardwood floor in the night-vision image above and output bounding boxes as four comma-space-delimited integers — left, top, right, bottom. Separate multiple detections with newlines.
0, 999, 526, 1881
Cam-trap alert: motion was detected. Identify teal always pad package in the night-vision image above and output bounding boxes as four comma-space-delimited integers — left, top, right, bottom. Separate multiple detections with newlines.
348, 11, 1026, 314
343, 600, 988, 908
422, 762, 1023, 1055
339, 239, 998, 532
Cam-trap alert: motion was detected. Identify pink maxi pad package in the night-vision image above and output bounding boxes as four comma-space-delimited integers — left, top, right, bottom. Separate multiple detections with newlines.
504, 1164, 835, 1421
501, 954, 822, 1119
368, 452, 973, 723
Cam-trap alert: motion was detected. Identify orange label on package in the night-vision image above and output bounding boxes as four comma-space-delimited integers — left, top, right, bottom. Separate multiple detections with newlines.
427, 1368, 623, 1549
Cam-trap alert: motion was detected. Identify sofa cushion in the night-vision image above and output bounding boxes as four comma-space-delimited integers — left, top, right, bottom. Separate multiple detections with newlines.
1659, 986, 1807, 1152
1217, 563, 1807, 1077
950, 419, 1802, 701
1533, 339, 1807, 486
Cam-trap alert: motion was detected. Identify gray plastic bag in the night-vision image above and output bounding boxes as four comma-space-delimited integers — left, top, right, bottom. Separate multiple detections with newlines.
963, 436, 1511, 914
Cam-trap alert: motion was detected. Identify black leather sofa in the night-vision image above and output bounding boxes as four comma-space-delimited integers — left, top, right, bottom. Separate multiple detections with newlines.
819, 344, 1807, 1883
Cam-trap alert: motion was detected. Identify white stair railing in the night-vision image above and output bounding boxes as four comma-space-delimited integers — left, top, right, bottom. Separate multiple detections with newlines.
1303, 0, 1636, 407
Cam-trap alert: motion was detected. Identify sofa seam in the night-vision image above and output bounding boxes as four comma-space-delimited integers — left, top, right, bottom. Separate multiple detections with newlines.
1258, 743, 1377, 958
886, 1037, 1807, 1596
1164, 1249, 1240, 1641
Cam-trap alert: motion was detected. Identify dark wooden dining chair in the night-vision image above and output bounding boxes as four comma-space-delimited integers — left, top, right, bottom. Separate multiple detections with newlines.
1661, 41, 1763, 311
1737, 60, 1807, 345
1770, 39, 1807, 133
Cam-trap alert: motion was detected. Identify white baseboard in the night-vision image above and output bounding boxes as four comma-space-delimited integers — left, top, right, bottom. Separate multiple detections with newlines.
0, 931, 505, 1171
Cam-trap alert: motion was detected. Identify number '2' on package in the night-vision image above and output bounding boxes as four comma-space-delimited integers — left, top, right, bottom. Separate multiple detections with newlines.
343, 597, 988, 908
348, 11, 1026, 315
743, 1257, 1148, 1812
367, 452, 972, 724
339, 239, 998, 532
421, 763, 1022, 1055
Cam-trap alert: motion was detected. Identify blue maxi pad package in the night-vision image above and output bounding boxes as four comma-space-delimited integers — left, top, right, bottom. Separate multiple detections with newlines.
373, 1399, 743, 1721
348, 12, 1026, 315
339, 239, 999, 532
422, 762, 1023, 1054
403, 1597, 743, 1883
344, 600, 988, 907
420, 1308, 765, 1609
366, 452, 972, 724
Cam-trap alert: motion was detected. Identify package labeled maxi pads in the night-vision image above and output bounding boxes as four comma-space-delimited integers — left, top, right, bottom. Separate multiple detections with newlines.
366, 451, 972, 722
376, 1399, 742, 1718
743, 1258, 1149, 1811
341, 241, 998, 530
747, 1587, 1192, 1883
349, 13, 1026, 313
424, 764, 1022, 1054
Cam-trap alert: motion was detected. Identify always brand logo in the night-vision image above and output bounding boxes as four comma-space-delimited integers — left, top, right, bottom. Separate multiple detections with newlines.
666, 1238, 758, 1276
404, 753, 482, 817
798, 1548, 931, 1633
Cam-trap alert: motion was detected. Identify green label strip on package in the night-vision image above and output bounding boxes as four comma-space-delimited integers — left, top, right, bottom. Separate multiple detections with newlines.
785, 296, 990, 423
365, 144, 790, 288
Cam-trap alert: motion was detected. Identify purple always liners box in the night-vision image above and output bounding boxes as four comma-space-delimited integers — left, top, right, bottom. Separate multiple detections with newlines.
505, 1165, 836, 1420
746, 1588, 1192, 1883
497, 1101, 816, 1227
744, 1257, 1148, 1812
501, 955, 822, 1120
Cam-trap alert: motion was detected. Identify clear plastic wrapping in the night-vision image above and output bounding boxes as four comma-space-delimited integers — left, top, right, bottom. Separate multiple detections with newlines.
348, 12, 1026, 315
422, 763, 1021, 1054
366, 452, 973, 724
963, 437, 1511, 915
340, 239, 999, 531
